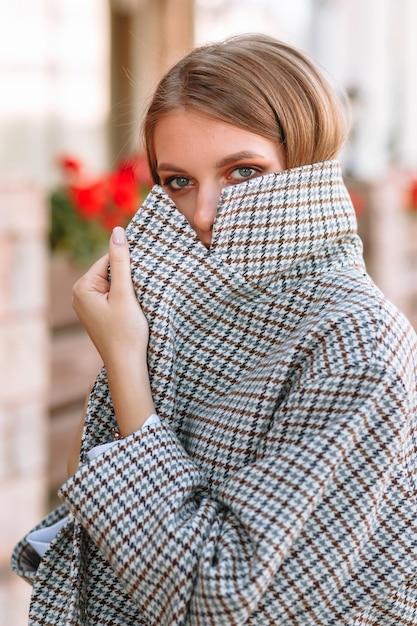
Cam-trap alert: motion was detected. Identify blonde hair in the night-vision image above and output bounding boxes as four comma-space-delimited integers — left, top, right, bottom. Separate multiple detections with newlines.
143, 34, 348, 183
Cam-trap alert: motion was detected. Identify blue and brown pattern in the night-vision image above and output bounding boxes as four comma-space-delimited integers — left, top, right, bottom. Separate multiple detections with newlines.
12, 161, 417, 624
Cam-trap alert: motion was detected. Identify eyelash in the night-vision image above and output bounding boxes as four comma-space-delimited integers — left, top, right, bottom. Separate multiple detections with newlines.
163, 176, 191, 190
162, 166, 261, 191
229, 166, 259, 181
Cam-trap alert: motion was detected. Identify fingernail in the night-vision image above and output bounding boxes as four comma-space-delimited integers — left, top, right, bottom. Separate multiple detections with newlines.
112, 226, 127, 245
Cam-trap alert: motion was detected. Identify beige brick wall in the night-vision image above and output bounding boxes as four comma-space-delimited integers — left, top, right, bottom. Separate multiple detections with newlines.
0, 183, 49, 625
351, 173, 417, 331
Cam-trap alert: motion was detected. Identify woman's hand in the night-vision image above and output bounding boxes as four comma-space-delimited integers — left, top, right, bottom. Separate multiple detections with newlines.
72, 227, 155, 443
72, 226, 149, 364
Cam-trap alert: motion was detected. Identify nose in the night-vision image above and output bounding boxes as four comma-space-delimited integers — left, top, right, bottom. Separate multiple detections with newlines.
192, 185, 220, 244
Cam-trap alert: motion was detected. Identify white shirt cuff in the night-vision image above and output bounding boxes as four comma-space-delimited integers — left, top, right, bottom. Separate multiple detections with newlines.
27, 516, 69, 557
86, 413, 160, 461
27, 413, 161, 558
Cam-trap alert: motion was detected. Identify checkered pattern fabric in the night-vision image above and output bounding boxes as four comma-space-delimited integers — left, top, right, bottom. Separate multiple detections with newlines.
12, 161, 417, 625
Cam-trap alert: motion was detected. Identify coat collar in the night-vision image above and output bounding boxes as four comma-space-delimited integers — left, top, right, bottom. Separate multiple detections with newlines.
81, 160, 365, 450
212, 160, 361, 286
130, 159, 363, 293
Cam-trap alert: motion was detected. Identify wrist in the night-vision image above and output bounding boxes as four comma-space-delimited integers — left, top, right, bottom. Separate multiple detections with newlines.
105, 357, 156, 438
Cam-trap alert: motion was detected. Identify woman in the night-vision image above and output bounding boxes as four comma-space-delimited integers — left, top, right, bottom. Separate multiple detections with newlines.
12, 34, 417, 625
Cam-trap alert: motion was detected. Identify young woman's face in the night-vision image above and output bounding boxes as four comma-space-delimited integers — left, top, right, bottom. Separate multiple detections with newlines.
154, 109, 286, 248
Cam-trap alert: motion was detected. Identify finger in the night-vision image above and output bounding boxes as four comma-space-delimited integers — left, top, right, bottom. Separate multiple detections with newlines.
85, 253, 110, 282
108, 227, 134, 297
72, 253, 110, 312
74, 253, 110, 293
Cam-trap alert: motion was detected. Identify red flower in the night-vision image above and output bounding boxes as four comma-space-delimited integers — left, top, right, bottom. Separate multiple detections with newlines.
69, 180, 107, 220
53, 151, 152, 259
410, 178, 417, 211
57, 155, 83, 185
131, 153, 154, 188
59, 155, 82, 172
107, 168, 138, 216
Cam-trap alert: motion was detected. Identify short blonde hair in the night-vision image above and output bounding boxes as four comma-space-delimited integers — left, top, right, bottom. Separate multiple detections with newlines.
143, 34, 349, 183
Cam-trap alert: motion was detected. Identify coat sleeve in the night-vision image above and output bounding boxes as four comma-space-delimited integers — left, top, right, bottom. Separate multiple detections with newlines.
10, 504, 70, 585
58, 361, 413, 625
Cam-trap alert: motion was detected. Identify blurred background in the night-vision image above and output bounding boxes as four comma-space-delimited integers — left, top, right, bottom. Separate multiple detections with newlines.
1, 1, 417, 622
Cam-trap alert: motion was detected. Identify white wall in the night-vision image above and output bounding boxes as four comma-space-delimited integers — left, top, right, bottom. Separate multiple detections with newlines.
0, 0, 110, 187
195, 0, 312, 49
311, 0, 417, 178
195, 0, 417, 179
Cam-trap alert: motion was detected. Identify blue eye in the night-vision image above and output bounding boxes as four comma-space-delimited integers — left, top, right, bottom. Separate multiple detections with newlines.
167, 176, 190, 189
231, 167, 257, 180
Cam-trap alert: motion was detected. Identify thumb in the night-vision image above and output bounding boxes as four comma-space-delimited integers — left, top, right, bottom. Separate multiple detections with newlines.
108, 227, 133, 296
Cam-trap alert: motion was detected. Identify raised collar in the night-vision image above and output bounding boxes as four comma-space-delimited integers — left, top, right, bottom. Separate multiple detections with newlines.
84, 160, 365, 449
128, 160, 362, 293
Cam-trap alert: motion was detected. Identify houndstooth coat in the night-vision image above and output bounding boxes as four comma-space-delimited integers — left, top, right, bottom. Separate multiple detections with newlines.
12, 161, 417, 625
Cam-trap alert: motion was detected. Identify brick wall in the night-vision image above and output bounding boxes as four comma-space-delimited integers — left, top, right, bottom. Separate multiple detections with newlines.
0, 183, 101, 624
48, 254, 102, 502
0, 183, 49, 625
349, 172, 417, 331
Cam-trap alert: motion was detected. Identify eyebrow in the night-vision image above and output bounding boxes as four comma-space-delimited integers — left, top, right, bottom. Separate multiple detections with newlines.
215, 151, 267, 168
156, 151, 267, 174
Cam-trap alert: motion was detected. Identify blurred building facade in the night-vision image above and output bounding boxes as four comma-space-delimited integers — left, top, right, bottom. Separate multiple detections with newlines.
1, 1, 417, 624
309, 0, 417, 327
0, 1, 193, 624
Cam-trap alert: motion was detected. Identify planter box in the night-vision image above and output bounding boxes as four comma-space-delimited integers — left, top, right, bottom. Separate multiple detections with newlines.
48, 254, 102, 494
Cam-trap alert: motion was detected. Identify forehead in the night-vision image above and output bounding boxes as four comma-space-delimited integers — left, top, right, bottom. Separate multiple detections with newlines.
154, 109, 278, 163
